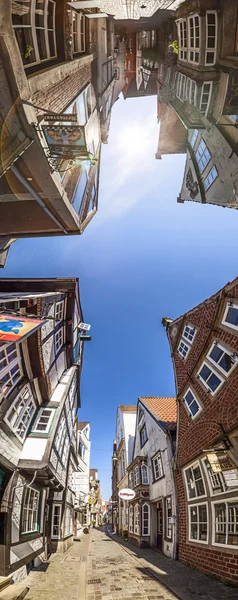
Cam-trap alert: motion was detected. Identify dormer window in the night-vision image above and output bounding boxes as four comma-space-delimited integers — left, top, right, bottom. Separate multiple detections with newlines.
178, 324, 196, 360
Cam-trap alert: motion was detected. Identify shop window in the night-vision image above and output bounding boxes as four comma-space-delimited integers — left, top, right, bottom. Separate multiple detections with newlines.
213, 501, 238, 547
189, 503, 208, 543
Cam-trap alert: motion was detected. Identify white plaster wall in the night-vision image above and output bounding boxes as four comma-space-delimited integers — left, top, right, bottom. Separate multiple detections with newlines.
124, 412, 136, 466
20, 437, 47, 461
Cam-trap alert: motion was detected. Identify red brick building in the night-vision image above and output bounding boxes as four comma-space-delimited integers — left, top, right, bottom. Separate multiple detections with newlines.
163, 278, 238, 585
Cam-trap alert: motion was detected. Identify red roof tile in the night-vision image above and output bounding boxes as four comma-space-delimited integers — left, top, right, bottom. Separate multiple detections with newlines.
139, 397, 177, 430
77, 421, 89, 430
119, 405, 137, 413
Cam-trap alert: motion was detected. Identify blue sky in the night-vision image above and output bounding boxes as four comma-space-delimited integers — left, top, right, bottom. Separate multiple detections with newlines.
3, 94, 238, 499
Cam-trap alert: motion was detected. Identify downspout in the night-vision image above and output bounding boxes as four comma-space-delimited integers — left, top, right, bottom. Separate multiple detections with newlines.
10, 164, 68, 235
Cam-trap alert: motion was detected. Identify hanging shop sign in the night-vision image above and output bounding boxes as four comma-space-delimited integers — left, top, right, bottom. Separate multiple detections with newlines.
207, 451, 237, 473
43, 113, 78, 123
42, 124, 87, 156
118, 488, 136, 501
0, 314, 43, 342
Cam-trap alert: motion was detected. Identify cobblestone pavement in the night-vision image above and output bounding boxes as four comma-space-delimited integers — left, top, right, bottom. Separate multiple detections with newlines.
86, 527, 178, 600
24, 534, 90, 600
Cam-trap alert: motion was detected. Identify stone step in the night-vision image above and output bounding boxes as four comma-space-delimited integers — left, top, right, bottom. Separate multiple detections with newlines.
0, 584, 29, 600
0, 579, 11, 593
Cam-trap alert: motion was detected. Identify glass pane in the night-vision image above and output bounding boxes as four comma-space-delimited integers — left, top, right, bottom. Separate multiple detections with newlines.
209, 372, 221, 391
48, 30, 55, 56
200, 364, 211, 382
226, 307, 238, 326
14, 28, 36, 65
210, 346, 223, 364
36, 28, 47, 60
35, 1, 45, 27
48, 1, 54, 29
12, 0, 31, 26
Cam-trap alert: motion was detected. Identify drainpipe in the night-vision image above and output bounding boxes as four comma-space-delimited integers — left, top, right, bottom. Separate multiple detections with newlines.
10, 164, 68, 235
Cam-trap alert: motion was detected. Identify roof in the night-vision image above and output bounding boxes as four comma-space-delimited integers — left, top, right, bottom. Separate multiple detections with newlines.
139, 397, 177, 430
77, 421, 89, 431
119, 405, 137, 413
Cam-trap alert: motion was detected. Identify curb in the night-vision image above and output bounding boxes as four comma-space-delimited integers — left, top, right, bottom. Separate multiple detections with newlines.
106, 527, 183, 600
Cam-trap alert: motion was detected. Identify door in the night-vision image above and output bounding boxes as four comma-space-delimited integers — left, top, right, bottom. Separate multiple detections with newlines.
157, 502, 163, 549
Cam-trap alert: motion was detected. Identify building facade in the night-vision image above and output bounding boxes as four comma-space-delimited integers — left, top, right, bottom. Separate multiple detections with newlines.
163, 277, 238, 584
0, 277, 87, 581
127, 397, 177, 557
0, 2, 114, 266
69, 421, 91, 537
115, 405, 137, 535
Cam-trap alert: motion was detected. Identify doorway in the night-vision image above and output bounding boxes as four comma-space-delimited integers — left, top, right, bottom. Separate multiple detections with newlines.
157, 501, 163, 550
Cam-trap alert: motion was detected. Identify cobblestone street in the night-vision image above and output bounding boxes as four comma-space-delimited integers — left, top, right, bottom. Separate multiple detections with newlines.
86, 528, 177, 600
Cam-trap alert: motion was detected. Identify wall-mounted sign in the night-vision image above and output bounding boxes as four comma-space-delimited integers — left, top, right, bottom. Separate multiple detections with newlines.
0, 314, 43, 342
207, 452, 237, 473
118, 488, 136, 501
79, 322, 91, 331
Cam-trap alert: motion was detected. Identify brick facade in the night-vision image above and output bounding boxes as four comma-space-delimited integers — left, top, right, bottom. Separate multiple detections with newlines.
165, 278, 238, 585
31, 62, 92, 113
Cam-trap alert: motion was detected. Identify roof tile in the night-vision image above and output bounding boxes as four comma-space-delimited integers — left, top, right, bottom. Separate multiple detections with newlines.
139, 397, 177, 430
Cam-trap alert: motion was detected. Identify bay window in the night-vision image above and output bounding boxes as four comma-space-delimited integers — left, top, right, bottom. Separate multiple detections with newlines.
188, 15, 200, 63
5, 384, 36, 442
134, 504, 139, 534
0, 342, 23, 396
185, 462, 205, 500
189, 503, 208, 543
12, 0, 56, 67
22, 486, 40, 534
213, 501, 238, 547
142, 503, 150, 536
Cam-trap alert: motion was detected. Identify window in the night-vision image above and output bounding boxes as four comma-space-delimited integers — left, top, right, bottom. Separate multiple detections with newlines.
31, 407, 55, 434
51, 504, 61, 538
12, 0, 56, 67
55, 301, 64, 322
200, 82, 213, 116
142, 503, 150, 536
205, 12, 217, 66
175, 73, 197, 105
207, 342, 237, 377
134, 504, 139, 534
140, 425, 148, 447
213, 501, 238, 547
177, 323, 196, 360
5, 384, 36, 442
129, 471, 134, 489
178, 339, 190, 360
22, 487, 40, 534
188, 15, 200, 63
185, 462, 205, 499
178, 19, 187, 60
129, 505, 133, 532
0, 342, 23, 396
195, 140, 211, 173
204, 166, 218, 191
72, 11, 85, 53
134, 465, 140, 487
197, 361, 223, 394
183, 388, 202, 418
203, 458, 238, 495
138, 409, 144, 423
55, 328, 64, 352
165, 497, 172, 539
222, 302, 238, 331
189, 503, 208, 543
64, 505, 73, 537
141, 464, 149, 485
190, 129, 198, 148
152, 452, 163, 480
121, 454, 125, 477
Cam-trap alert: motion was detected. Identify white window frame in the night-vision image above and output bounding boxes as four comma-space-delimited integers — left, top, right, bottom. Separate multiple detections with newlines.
197, 360, 224, 395
183, 387, 202, 419
188, 502, 208, 544
184, 460, 206, 501
4, 384, 36, 442
188, 14, 200, 64
183, 324, 197, 344
200, 82, 213, 117
178, 339, 190, 360
12, 0, 57, 68
177, 19, 187, 61
178, 323, 196, 360
202, 458, 238, 496
152, 452, 163, 481
142, 503, 150, 536
222, 302, 238, 332
134, 465, 140, 487
207, 341, 237, 378
31, 407, 56, 434
64, 505, 73, 537
0, 342, 23, 397
205, 11, 218, 66
134, 503, 139, 534
212, 499, 238, 549
203, 165, 218, 191
165, 497, 172, 540
195, 139, 211, 173
129, 505, 134, 533
55, 300, 64, 322
55, 327, 64, 352
51, 503, 62, 538
141, 464, 149, 485
71, 11, 85, 54
22, 486, 40, 534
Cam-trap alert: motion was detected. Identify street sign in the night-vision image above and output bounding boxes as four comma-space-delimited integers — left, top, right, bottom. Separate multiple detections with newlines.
118, 488, 136, 501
